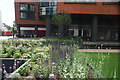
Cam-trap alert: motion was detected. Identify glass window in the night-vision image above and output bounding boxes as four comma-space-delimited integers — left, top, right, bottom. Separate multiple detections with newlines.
20, 12, 27, 19
104, 0, 118, 2
40, 2, 49, 7
20, 4, 28, 10
29, 5, 35, 11
103, 0, 119, 4
46, 8, 50, 15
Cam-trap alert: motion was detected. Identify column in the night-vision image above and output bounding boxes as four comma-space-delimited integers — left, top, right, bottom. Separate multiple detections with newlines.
35, 25, 38, 37
17, 24, 20, 35
46, 16, 51, 37
91, 16, 98, 42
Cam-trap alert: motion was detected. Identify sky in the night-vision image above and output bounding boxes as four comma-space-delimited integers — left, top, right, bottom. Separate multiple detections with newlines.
0, 0, 15, 27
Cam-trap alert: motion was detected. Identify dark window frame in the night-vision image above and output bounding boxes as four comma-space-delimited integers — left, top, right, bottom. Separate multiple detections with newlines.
103, 0, 119, 5
103, 2, 119, 5
20, 3, 35, 20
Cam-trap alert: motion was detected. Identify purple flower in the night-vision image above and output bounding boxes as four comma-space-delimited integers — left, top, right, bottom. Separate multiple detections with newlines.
9, 67, 12, 69
52, 62, 55, 66
3, 70, 7, 74
3, 66, 6, 69
5, 74, 9, 78
14, 60, 17, 62
52, 47, 55, 51
2, 64, 5, 66
49, 73, 55, 79
39, 74, 43, 78
59, 50, 63, 59
0, 68, 2, 72
17, 61, 20, 64
13, 66, 16, 70
52, 65, 56, 69
14, 63, 16, 66
45, 60, 48, 64
28, 64, 32, 67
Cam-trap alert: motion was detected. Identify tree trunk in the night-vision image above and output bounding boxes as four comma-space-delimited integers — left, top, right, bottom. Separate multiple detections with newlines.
58, 25, 64, 37
64, 26, 69, 37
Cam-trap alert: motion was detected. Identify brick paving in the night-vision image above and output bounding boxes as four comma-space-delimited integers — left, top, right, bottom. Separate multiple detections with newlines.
78, 49, 120, 53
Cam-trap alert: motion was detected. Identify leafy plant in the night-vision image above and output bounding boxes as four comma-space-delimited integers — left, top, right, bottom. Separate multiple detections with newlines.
32, 64, 39, 78
31, 54, 40, 62
23, 53, 31, 59
18, 66, 30, 76
4, 53, 12, 58
51, 11, 71, 37
13, 53, 21, 58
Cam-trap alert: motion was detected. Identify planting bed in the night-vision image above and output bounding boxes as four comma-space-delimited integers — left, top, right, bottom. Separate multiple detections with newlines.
0, 39, 115, 79
0, 58, 28, 79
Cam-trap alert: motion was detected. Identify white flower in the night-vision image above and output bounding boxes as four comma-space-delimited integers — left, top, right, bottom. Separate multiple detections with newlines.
49, 73, 55, 79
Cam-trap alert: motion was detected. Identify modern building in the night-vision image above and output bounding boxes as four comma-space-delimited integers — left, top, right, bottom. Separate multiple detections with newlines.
14, 0, 120, 41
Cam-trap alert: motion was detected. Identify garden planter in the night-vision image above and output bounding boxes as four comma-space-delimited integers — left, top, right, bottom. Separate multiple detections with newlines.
7, 59, 30, 79
0, 58, 29, 79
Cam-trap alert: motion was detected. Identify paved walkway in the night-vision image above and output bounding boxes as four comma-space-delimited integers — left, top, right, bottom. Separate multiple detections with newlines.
78, 49, 120, 53
0, 36, 13, 40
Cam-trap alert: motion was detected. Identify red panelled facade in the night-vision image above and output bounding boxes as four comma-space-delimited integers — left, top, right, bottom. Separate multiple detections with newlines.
15, 2, 45, 25
57, 2, 120, 15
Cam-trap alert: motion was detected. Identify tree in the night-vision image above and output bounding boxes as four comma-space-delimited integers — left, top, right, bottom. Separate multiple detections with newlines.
51, 11, 71, 37
2, 23, 11, 30
12, 21, 17, 38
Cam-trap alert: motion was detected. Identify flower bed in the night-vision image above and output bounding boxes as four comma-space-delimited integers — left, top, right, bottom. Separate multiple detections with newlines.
8, 45, 101, 79
1, 39, 102, 79
0, 58, 28, 79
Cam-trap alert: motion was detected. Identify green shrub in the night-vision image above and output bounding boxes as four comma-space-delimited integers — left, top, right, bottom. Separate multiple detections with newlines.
23, 53, 31, 59
13, 53, 21, 58
4, 53, 11, 58
31, 54, 40, 62
18, 66, 30, 76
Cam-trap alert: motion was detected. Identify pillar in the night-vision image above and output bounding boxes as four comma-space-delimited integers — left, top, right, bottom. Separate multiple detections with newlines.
35, 25, 38, 37
17, 24, 20, 35
46, 16, 51, 37
91, 16, 98, 42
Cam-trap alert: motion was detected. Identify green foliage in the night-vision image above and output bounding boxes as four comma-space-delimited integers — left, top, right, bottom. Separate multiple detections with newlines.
4, 53, 12, 58
32, 64, 39, 78
13, 53, 21, 58
18, 66, 30, 75
31, 54, 40, 62
51, 11, 71, 26
23, 53, 32, 59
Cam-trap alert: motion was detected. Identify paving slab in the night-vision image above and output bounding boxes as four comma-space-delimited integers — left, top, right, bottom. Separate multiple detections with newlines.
78, 49, 120, 53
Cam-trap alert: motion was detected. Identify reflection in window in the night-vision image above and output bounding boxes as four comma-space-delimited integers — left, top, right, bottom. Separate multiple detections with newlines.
104, 0, 119, 2
20, 12, 27, 19
20, 3, 35, 11
20, 4, 28, 10
20, 3, 35, 19
29, 5, 35, 11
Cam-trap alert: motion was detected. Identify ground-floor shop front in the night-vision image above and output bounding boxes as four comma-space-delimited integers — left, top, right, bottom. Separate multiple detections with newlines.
17, 24, 46, 38
50, 14, 119, 42
17, 14, 119, 42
